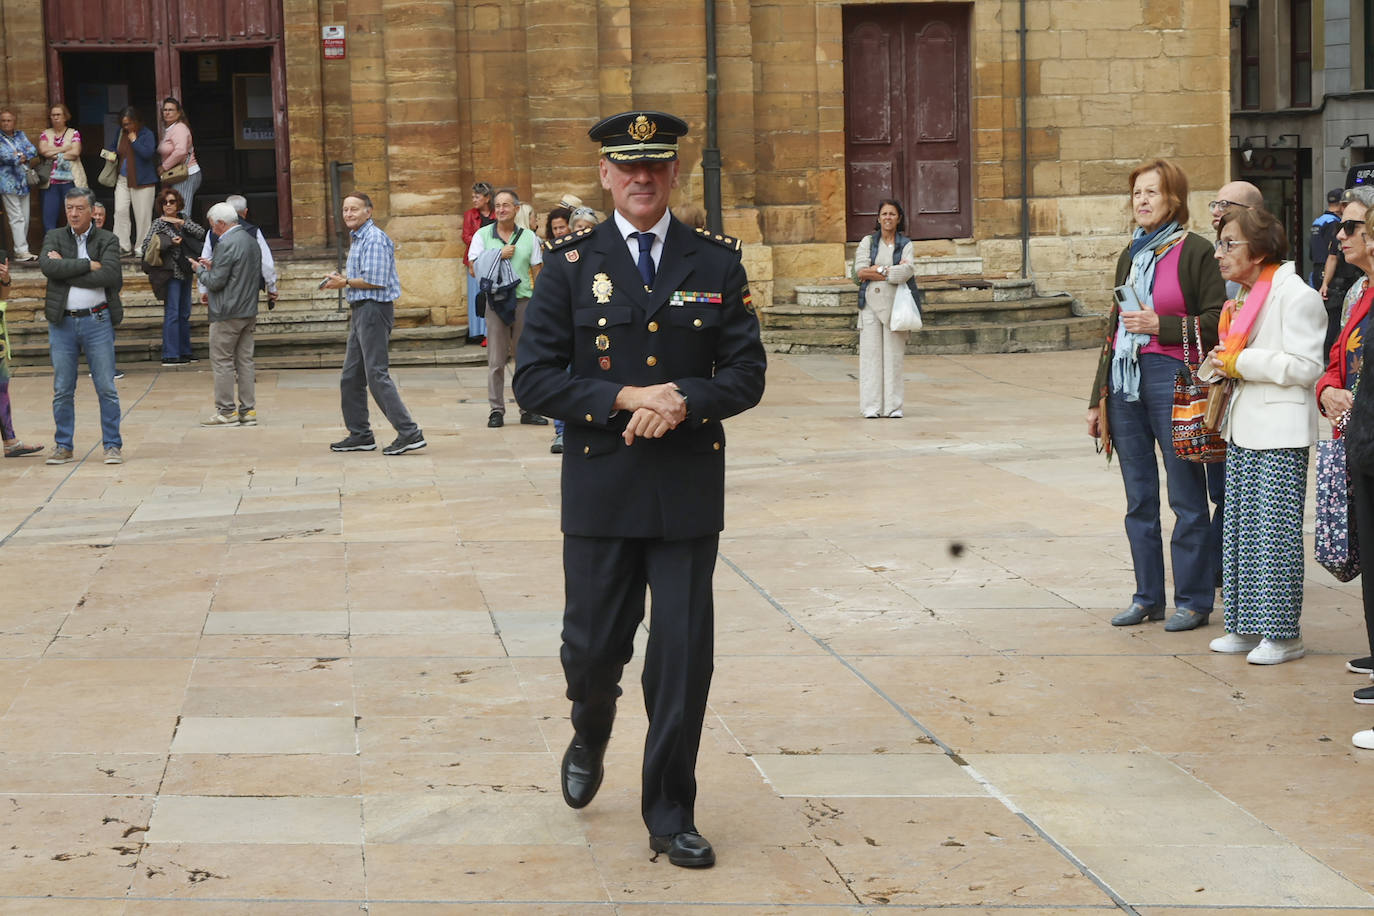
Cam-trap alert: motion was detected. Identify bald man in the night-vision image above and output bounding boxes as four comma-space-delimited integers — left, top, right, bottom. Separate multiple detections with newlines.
1199, 180, 1263, 593
1209, 181, 1265, 298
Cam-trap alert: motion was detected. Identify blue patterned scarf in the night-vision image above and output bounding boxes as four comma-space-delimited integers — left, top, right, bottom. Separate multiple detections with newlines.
1111, 221, 1187, 401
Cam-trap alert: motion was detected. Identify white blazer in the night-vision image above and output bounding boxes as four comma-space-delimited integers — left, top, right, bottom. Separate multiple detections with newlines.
1198, 261, 1327, 450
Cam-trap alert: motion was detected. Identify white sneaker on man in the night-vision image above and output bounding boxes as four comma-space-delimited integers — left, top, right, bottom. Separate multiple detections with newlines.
1209, 632, 1261, 654
1246, 637, 1304, 665
1353, 729, 1374, 750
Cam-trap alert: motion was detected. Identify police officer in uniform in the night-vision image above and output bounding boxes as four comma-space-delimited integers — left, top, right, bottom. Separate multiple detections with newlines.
513, 111, 766, 869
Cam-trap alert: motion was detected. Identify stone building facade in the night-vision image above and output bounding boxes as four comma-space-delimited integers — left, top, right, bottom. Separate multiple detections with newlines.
1228, 0, 1374, 280
4, 0, 1232, 320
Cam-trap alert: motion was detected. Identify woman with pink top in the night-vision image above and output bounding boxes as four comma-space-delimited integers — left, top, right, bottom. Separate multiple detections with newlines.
1086, 158, 1227, 632
158, 98, 200, 218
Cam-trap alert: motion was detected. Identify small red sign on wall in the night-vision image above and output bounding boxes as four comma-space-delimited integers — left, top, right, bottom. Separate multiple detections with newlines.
323, 25, 346, 60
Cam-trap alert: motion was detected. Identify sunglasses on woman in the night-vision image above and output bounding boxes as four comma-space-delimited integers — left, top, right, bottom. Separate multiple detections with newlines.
1339, 218, 1367, 236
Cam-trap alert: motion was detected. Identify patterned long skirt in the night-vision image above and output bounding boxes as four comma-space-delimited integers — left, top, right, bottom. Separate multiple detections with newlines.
1220, 444, 1309, 640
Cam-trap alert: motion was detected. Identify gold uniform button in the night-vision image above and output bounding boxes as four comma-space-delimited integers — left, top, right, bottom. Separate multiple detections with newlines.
646, 356, 657, 367
583, 445, 590, 455
693, 318, 703, 328
647, 321, 659, 332
701, 417, 709, 424
584, 413, 594, 422
713, 441, 721, 450
597, 317, 607, 327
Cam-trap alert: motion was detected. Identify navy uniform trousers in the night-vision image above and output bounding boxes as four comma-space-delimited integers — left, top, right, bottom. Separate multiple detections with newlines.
562, 533, 718, 834
514, 214, 766, 837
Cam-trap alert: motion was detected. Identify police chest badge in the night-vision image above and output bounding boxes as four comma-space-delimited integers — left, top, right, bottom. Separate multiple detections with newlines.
594, 334, 610, 351
599, 356, 611, 370
565, 250, 579, 263
592, 273, 613, 304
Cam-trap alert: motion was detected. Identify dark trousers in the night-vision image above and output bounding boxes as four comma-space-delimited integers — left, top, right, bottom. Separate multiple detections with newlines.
340, 299, 418, 437
1206, 459, 1226, 587
1351, 470, 1374, 657
561, 532, 718, 836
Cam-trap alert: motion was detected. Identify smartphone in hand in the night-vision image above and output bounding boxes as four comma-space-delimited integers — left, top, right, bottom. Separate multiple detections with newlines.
318, 277, 330, 290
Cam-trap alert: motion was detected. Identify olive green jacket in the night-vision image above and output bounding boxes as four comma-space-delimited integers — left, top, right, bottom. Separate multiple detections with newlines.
1088, 231, 1227, 410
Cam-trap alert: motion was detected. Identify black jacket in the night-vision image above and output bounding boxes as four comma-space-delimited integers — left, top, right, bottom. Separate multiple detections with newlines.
514, 216, 767, 539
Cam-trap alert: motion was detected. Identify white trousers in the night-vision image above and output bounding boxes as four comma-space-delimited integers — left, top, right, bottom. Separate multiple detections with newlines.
113, 176, 155, 256
2, 192, 31, 257
858, 306, 907, 417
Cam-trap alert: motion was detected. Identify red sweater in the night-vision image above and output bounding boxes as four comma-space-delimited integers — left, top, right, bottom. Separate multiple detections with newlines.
1317, 285, 1374, 433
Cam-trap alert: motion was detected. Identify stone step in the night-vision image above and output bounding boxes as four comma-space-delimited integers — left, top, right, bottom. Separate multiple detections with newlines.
3, 306, 434, 340
795, 277, 1037, 309
6, 324, 474, 368
762, 315, 1106, 356
763, 296, 1076, 331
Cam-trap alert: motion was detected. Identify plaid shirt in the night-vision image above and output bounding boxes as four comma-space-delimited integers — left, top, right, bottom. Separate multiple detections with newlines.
346, 219, 402, 303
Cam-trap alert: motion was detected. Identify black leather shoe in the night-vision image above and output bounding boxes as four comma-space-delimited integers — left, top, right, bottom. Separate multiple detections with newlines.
1111, 603, 1164, 626
560, 735, 607, 809
488, 410, 504, 428
520, 411, 549, 426
650, 830, 715, 868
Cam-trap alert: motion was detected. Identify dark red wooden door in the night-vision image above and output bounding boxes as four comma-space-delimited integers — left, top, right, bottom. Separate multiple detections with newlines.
843, 4, 971, 240
44, 0, 292, 241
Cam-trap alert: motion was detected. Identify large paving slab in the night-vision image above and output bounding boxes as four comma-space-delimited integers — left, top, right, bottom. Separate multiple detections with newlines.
0, 351, 1371, 913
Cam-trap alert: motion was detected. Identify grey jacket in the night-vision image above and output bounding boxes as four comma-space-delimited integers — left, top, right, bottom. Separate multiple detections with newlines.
196, 225, 263, 322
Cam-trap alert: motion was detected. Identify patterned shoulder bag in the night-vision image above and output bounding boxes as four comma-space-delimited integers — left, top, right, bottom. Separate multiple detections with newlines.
1171, 315, 1227, 463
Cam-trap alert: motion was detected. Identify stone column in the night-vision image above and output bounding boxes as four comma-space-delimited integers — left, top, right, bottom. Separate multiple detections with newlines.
526, 0, 602, 208
381, 0, 464, 315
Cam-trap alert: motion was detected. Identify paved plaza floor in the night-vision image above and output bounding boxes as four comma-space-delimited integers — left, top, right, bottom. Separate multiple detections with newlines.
0, 349, 1372, 914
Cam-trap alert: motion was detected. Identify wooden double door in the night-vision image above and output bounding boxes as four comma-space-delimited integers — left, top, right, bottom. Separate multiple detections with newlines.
44, 0, 291, 240
843, 3, 972, 241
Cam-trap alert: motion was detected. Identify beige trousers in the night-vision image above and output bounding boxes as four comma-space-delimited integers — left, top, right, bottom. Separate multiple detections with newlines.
858, 306, 907, 417
209, 316, 256, 414
113, 176, 155, 256
486, 298, 528, 413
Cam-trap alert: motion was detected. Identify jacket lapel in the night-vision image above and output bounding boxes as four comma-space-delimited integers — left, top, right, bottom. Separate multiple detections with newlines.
645, 218, 696, 319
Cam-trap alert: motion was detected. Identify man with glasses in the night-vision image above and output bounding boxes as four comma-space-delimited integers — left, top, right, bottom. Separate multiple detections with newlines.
1209, 182, 1264, 298
1199, 180, 1264, 591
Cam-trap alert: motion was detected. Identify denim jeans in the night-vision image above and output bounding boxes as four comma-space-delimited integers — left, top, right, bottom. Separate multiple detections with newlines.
1106, 352, 1214, 612
49, 311, 121, 450
43, 181, 71, 232
162, 276, 193, 360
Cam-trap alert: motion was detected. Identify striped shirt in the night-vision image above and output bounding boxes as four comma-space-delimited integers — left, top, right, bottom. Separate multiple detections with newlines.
345, 218, 402, 303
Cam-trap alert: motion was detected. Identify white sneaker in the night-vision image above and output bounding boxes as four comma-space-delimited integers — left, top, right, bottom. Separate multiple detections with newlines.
201, 412, 238, 427
1246, 637, 1305, 665
1209, 632, 1261, 654
1353, 729, 1374, 750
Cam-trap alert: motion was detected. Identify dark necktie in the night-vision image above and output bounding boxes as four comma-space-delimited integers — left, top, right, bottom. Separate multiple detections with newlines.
632, 231, 656, 289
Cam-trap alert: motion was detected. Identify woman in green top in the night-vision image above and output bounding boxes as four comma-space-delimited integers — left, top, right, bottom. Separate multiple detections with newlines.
468, 187, 545, 427
0, 255, 44, 457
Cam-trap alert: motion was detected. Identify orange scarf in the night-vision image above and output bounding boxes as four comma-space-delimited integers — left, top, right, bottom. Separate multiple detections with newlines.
1216, 263, 1280, 369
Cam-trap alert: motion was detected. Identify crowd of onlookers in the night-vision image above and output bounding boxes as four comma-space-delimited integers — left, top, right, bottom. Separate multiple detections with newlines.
1085, 156, 1374, 751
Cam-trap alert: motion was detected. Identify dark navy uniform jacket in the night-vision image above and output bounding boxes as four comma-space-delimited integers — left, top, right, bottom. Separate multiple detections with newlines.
514, 215, 766, 540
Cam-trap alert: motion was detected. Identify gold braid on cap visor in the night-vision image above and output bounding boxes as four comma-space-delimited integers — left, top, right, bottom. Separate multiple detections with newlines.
600, 143, 678, 161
